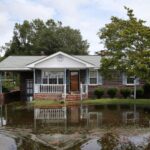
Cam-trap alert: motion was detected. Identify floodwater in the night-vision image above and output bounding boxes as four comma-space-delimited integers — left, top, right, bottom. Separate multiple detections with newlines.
1, 102, 150, 149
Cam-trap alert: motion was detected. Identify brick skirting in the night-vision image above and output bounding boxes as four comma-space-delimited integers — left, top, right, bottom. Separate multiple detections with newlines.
34, 93, 88, 100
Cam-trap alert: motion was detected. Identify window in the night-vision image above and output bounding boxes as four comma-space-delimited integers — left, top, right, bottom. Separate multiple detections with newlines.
122, 74, 139, 85
42, 71, 64, 84
89, 71, 97, 84
127, 76, 135, 84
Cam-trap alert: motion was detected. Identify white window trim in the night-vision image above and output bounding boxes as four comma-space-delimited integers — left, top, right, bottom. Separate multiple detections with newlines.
122, 74, 139, 86
89, 70, 102, 85
126, 76, 135, 85
42, 71, 64, 84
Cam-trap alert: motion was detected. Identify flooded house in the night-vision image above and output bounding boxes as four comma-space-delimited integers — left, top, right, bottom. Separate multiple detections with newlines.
0, 51, 142, 102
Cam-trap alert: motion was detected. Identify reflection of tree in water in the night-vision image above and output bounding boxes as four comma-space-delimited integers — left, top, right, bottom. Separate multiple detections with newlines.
100, 132, 119, 150
17, 138, 51, 150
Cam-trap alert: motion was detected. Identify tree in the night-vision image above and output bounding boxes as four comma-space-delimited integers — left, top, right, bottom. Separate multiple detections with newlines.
4, 19, 89, 57
98, 7, 150, 84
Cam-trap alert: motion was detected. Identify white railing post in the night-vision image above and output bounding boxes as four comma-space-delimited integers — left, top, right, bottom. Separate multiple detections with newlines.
64, 84, 66, 100
80, 84, 83, 101
86, 84, 88, 95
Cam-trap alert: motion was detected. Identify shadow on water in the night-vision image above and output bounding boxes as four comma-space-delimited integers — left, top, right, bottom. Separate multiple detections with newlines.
0, 102, 150, 149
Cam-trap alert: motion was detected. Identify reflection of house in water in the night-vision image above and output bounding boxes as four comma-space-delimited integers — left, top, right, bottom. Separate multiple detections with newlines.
122, 111, 139, 124
68, 106, 80, 124
34, 107, 67, 123
34, 106, 103, 127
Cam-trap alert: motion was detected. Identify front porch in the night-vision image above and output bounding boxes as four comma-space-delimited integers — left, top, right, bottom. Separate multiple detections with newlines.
33, 69, 89, 100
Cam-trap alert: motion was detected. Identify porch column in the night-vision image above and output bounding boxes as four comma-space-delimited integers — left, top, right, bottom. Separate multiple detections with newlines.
64, 69, 67, 100
86, 69, 89, 94
0, 73, 2, 94
33, 69, 35, 95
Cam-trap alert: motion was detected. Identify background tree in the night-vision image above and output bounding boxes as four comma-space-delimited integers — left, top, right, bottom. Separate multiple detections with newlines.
4, 19, 89, 57
98, 7, 150, 84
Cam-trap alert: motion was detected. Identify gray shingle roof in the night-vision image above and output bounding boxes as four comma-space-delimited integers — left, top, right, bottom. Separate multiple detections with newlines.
0, 55, 100, 71
0, 56, 45, 71
74, 55, 100, 68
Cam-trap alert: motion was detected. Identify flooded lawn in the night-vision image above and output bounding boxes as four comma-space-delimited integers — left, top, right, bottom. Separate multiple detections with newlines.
0, 102, 150, 149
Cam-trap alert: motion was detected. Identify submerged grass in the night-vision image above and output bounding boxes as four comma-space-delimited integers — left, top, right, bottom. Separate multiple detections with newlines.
33, 100, 63, 107
82, 99, 150, 105
33, 98, 150, 107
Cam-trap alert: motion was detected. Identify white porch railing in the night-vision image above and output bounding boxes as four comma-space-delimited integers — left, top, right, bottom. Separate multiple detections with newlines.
80, 84, 88, 94
80, 84, 88, 100
34, 84, 65, 93
34, 107, 67, 120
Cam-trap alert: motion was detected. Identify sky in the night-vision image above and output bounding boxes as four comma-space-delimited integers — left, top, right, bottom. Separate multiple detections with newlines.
0, 0, 150, 55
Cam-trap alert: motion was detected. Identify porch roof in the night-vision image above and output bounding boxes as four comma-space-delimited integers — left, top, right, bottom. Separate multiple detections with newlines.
0, 52, 101, 71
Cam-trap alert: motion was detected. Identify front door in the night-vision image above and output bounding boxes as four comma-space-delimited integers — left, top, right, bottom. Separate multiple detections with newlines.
70, 71, 79, 91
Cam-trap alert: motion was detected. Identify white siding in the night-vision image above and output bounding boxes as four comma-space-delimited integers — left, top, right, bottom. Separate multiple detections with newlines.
35, 54, 86, 69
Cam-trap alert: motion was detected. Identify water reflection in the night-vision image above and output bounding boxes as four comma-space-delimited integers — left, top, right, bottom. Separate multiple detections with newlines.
1, 103, 150, 130
1, 103, 150, 149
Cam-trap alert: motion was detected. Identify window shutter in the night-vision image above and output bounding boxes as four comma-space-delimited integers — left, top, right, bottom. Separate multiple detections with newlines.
136, 78, 140, 85
98, 72, 103, 85
122, 73, 127, 85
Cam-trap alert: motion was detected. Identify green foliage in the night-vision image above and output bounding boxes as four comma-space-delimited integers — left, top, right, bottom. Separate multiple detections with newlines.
98, 7, 150, 82
3, 19, 89, 56
60, 100, 64, 104
107, 88, 117, 98
120, 88, 131, 98
100, 132, 119, 150
2, 86, 9, 93
94, 88, 104, 98
143, 83, 150, 98
136, 88, 144, 98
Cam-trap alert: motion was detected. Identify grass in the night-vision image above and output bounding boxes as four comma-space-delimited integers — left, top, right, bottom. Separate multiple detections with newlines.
33, 98, 150, 107
82, 98, 150, 105
33, 100, 64, 107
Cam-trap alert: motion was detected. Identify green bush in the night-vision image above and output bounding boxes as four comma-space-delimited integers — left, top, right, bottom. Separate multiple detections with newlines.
60, 100, 64, 104
107, 88, 117, 98
120, 88, 131, 98
143, 83, 150, 98
136, 88, 144, 98
2, 86, 9, 93
94, 88, 104, 98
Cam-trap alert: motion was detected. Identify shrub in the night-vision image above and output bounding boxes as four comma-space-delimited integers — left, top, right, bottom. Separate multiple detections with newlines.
94, 88, 104, 98
60, 100, 64, 104
120, 88, 131, 98
143, 83, 150, 98
136, 88, 144, 98
107, 88, 117, 98
2, 86, 9, 93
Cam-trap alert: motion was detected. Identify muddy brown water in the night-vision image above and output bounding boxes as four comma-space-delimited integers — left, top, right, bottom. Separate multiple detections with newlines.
1, 102, 150, 149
